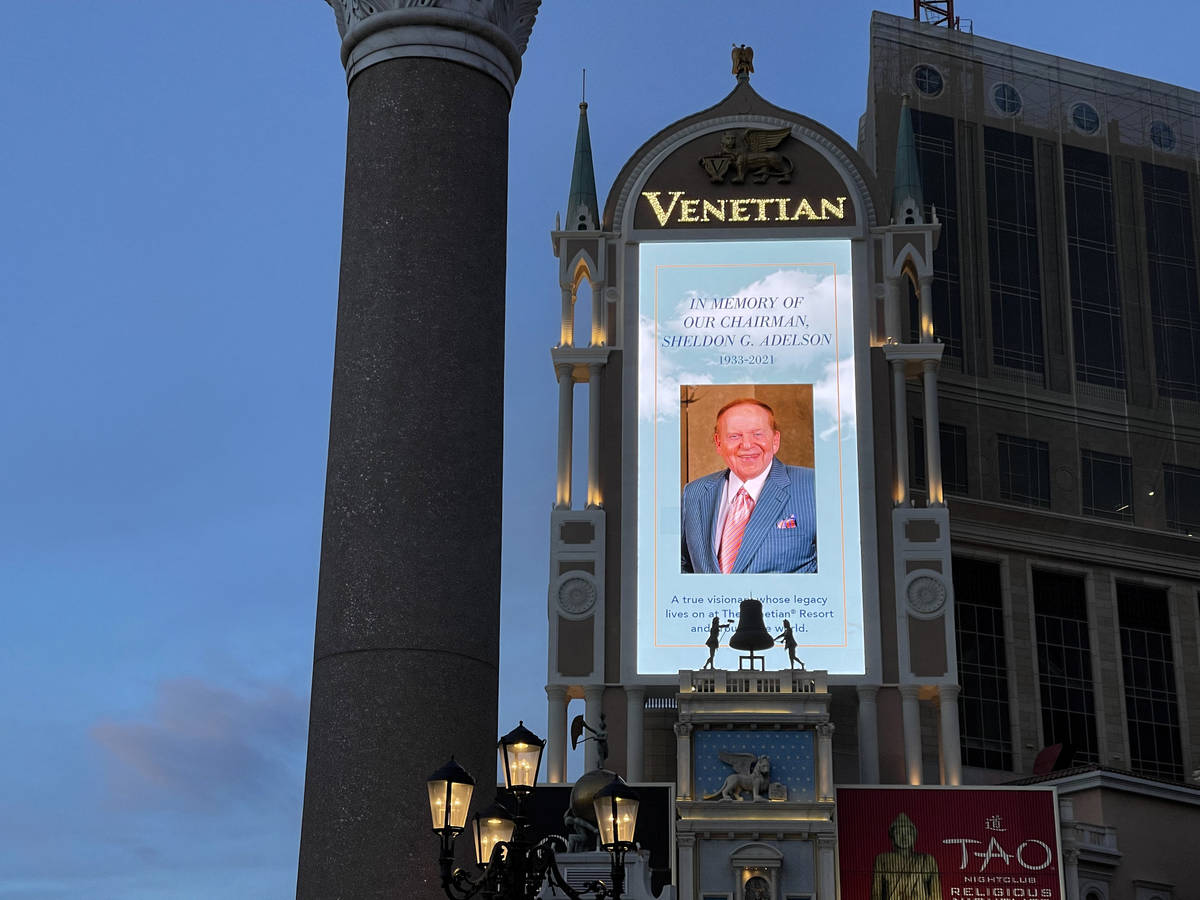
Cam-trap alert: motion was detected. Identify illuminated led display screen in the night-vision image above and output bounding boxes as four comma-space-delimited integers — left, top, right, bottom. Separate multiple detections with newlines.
636, 240, 865, 675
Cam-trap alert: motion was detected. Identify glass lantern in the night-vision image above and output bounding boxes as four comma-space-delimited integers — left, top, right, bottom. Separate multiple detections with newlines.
471, 801, 516, 867
497, 722, 545, 795
426, 757, 475, 835
593, 777, 640, 848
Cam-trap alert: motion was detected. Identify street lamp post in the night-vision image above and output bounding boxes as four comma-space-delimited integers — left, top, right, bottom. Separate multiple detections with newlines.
426, 723, 640, 900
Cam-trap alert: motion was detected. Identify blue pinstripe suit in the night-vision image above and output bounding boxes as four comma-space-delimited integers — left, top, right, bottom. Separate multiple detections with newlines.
680, 459, 817, 574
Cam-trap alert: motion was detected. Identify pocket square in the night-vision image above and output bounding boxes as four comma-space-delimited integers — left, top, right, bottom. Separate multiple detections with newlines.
777, 516, 797, 529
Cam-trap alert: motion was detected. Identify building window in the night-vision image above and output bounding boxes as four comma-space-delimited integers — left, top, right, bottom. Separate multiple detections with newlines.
1064, 146, 1125, 388
908, 110, 963, 359
1081, 450, 1132, 521
1164, 464, 1200, 534
986, 129, 1044, 372
954, 557, 1013, 770
913, 64, 945, 97
912, 419, 969, 494
1150, 120, 1176, 151
1070, 102, 1101, 135
997, 434, 1050, 508
1143, 163, 1200, 401
992, 83, 1022, 116
1117, 582, 1183, 781
1033, 570, 1099, 763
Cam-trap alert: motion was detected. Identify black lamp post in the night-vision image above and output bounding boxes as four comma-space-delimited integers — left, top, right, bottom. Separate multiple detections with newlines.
426, 723, 640, 900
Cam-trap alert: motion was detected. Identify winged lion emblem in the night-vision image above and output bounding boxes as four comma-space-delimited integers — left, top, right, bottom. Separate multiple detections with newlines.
702, 751, 771, 801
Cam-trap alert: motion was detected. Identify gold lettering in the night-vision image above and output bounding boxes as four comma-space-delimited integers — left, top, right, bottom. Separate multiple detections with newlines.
790, 198, 818, 221
729, 199, 750, 222
773, 199, 790, 221
678, 198, 700, 223
820, 196, 848, 220
642, 190, 686, 227
701, 199, 726, 222
751, 199, 772, 221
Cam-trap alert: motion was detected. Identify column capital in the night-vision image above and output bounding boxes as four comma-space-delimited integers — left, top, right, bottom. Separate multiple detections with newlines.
856, 683, 881, 701
816, 722, 835, 739
587, 361, 605, 376
816, 833, 838, 850
938, 683, 960, 704
673, 722, 693, 738
625, 685, 645, 700
326, 0, 541, 95
545, 683, 567, 701
583, 683, 605, 700
555, 361, 574, 382
899, 683, 923, 700
676, 833, 697, 848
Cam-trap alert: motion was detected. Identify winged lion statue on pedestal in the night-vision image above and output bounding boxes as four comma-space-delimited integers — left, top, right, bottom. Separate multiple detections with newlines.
703, 751, 771, 801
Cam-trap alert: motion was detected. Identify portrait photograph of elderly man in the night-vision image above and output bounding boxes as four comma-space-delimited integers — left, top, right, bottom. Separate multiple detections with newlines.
679, 385, 817, 575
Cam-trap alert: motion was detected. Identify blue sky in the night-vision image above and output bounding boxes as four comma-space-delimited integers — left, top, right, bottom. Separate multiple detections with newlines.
3, 1, 1198, 896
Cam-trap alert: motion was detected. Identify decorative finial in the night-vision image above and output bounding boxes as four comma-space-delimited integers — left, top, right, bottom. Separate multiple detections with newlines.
731, 44, 754, 82
581, 68, 586, 106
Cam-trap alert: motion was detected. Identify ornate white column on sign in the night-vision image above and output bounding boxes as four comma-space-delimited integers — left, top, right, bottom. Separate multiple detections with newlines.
546, 684, 568, 783
555, 362, 573, 509
899, 684, 923, 785
583, 685, 604, 772
922, 358, 944, 506
856, 684, 881, 784
817, 834, 837, 900
938, 683, 962, 785
674, 722, 693, 799
816, 723, 835, 802
587, 362, 603, 508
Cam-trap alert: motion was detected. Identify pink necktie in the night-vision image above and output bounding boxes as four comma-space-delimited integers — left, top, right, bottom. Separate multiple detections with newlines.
718, 487, 754, 574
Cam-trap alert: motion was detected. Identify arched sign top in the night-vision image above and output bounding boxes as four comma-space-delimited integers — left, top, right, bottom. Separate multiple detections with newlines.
603, 81, 882, 235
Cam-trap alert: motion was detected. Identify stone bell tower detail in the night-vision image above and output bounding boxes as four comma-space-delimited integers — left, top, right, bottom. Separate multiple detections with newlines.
546, 97, 617, 781
873, 94, 961, 786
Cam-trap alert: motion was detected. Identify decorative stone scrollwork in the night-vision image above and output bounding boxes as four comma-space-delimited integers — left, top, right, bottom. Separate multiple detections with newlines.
327, 0, 540, 52
905, 571, 947, 618
557, 576, 597, 615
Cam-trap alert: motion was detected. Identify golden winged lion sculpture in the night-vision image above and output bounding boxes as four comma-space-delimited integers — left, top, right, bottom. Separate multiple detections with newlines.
701, 128, 794, 185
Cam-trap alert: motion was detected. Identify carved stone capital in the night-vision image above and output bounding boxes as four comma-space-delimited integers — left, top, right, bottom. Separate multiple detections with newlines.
324, 0, 540, 95
674, 722, 693, 738
816, 723, 835, 740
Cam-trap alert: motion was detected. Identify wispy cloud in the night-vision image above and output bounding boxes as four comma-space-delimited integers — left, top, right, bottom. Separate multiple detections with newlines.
90, 677, 307, 813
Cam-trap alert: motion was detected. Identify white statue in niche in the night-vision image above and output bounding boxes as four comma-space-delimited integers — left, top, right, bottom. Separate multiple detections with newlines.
703, 752, 771, 801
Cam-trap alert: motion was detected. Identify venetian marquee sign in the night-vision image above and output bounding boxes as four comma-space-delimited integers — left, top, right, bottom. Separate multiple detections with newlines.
634, 127, 856, 230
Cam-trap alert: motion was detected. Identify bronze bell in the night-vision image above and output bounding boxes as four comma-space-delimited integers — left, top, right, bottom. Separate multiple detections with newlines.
728, 599, 774, 651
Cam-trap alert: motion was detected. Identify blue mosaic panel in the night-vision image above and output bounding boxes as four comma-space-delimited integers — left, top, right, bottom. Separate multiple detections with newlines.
693, 729, 814, 801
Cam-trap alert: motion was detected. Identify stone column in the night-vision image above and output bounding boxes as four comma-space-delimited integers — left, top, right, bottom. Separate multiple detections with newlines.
625, 686, 645, 782
674, 722, 693, 799
918, 275, 935, 342
587, 362, 602, 508
922, 358, 943, 506
938, 684, 962, 785
556, 362, 574, 509
817, 834, 837, 900
883, 275, 901, 342
899, 684, 923, 785
546, 684, 568, 783
856, 684, 881, 784
816, 723, 834, 802
892, 359, 909, 505
298, 4, 539, 898
677, 833, 697, 900
583, 684, 605, 771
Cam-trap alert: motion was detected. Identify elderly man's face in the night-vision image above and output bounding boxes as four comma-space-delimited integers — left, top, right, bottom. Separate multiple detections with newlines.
714, 403, 780, 482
